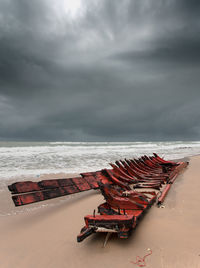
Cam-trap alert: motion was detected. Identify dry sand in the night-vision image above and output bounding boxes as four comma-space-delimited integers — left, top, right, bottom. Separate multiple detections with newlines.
0, 156, 200, 268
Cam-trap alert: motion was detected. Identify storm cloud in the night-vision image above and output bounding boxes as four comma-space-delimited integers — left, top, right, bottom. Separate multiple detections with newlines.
0, 0, 200, 141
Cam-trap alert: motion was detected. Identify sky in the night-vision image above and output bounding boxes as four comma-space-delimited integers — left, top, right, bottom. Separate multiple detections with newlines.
0, 0, 200, 141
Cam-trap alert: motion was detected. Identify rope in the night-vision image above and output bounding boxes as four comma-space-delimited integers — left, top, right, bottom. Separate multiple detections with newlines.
130, 249, 152, 267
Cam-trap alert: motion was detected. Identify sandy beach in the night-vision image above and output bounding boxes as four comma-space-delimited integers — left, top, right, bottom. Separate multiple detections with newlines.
0, 156, 200, 268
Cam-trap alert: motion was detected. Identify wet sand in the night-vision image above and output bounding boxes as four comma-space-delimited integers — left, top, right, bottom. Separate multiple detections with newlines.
0, 156, 200, 268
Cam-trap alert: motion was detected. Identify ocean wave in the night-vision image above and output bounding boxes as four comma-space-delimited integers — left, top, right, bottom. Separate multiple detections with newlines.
0, 141, 199, 180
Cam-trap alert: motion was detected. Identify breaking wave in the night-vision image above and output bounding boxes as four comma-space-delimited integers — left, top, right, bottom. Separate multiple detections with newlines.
0, 141, 199, 181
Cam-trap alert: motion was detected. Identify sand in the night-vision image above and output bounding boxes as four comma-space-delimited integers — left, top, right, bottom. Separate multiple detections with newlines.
0, 156, 200, 268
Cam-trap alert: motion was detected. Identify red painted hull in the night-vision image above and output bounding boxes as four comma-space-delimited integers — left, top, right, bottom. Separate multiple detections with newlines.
77, 156, 188, 242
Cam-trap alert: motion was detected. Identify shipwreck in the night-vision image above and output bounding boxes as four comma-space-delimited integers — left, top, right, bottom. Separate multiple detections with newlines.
8, 153, 188, 243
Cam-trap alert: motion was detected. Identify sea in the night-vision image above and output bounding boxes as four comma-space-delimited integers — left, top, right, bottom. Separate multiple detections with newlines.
0, 141, 200, 216
0, 141, 199, 180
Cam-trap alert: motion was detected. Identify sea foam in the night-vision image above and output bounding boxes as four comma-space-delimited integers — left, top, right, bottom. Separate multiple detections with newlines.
0, 141, 199, 181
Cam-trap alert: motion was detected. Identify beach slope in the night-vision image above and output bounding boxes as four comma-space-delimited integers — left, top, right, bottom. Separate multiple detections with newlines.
0, 156, 200, 268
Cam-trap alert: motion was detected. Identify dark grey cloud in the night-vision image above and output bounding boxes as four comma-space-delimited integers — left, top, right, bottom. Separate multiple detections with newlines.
0, 0, 200, 141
